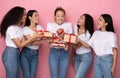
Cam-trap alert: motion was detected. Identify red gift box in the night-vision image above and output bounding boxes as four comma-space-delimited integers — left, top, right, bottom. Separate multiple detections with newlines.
63, 34, 77, 44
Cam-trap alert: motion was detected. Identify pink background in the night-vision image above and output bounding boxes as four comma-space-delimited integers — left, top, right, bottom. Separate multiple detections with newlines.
0, 0, 120, 78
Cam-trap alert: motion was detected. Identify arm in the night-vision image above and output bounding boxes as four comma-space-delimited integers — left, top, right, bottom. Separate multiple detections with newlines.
78, 38, 91, 48
12, 32, 40, 48
111, 48, 117, 76
70, 41, 82, 49
24, 33, 43, 45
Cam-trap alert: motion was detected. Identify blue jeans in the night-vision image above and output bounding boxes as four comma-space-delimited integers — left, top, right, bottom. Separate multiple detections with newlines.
74, 52, 92, 78
49, 48, 69, 78
94, 55, 113, 78
20, 47, 38, 78
2, 46, 20, 78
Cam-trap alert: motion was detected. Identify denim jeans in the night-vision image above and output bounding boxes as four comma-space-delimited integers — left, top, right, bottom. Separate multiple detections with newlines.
20, 47, 38, 78
94, 55, 113, 78
2, 46, 20, 78
74, 52, 92, 78
49, 48, 69, 78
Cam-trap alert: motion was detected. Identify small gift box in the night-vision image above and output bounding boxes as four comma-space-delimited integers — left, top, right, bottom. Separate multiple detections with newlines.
43, 31, 53, 38
56, 28, 64, 35
35, 30, 53, 38
63, 34, 77, 44
51, 43, 66, 47
52, 36, 61, 42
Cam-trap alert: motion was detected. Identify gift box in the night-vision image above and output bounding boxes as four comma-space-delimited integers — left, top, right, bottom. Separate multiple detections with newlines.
36, 30, 53, 38
43, 31, 53, 38
56, 28, 64, 35
52, 36, 61, 42
63, 34, 77, 44
51, 43, 66, 47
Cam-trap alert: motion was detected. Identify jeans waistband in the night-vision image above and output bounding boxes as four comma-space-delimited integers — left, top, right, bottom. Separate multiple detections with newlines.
24, 47, 38, 51
96, 54, 112, 58
22, 47, 38, 55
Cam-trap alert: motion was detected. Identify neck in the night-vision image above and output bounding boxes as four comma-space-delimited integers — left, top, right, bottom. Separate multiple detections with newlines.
29, 23, 36, 28
101, 27, 106, 32
80, 25, 85, 30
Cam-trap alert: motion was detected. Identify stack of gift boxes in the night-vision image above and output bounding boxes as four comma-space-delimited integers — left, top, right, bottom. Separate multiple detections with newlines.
36, 28, 78, 47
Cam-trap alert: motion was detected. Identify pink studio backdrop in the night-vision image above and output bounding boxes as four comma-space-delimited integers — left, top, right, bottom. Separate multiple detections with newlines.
0, 0, 120, 78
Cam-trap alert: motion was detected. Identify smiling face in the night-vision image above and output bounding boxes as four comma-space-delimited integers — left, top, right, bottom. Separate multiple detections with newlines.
29, 11, 39, 24
97, 16, 108, 30
77, 15, 85, 27
54, 10, 65, 25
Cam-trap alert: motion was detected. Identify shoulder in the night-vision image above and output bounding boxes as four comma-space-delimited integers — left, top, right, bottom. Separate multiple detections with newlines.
108, 32, 117, 38
36, 25, 44, 30
23, 26, 29, 30
8, 25, 15, 29
37, 24, 43, 28
7, 25, 17, 32
47, 22, 55, 26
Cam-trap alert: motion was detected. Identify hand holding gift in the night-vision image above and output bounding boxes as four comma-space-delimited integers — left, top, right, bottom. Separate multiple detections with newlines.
35, 30, 53, 39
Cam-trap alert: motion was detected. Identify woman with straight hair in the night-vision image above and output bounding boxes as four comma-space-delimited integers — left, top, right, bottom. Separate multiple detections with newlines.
20, 10, 44, 78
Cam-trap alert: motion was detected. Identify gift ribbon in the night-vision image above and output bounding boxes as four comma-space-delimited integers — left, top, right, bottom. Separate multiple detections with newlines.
65, 34, 77, 43
59, 29, 64, 35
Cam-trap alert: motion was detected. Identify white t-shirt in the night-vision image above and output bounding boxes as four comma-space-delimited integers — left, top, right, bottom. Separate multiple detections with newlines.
88, 31, 117, 56
74, 25, 91, 54
23, 25, 44, 50
47, 22, 72, 48
47, 22, 72, 35
6, 25, 23, 48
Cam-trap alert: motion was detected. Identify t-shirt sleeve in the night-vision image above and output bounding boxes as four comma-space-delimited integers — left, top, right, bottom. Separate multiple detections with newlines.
37, 25, 44, 31
73, 25, 77, 35
87, 32, 96, 48
7, 26, 18, 39
23, 27, 29, 35
46, 23, 52, 32
110, 33, 117, 48
67, 23, 73, 34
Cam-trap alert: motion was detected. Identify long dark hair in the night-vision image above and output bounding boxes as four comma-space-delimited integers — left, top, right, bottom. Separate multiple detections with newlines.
0, 6, 25, 38
77, 14, 94, 37
25, 10, 38, 26
101, 14, 114, 32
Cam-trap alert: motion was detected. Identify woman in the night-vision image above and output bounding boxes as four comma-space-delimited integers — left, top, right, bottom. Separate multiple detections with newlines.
73, 14, 94, 78
20, 10, 44, 78
78, 14, 117, 78
0, 6, 40, 78
47, 7, 72, 78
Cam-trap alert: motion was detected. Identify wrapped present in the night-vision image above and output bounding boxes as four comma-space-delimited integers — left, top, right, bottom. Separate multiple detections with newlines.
52, 36, 61, 42
51, 43, 66, 47
56, 28, 64, 35
35, 30, 53, 38
43, 31, 53, 38
63, 34, 77, 44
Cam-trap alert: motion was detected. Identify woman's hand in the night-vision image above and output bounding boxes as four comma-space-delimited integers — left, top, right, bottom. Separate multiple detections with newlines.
111, 65, 115, 76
